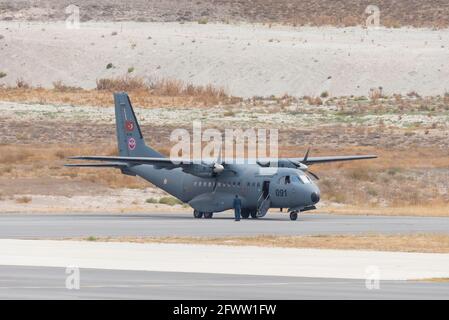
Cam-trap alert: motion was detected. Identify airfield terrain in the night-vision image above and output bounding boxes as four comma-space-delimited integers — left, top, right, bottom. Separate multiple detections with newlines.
1, 0, 449, 28
0, 92, 448, 215
1, 22, 449, 97
0, 6, 448, 239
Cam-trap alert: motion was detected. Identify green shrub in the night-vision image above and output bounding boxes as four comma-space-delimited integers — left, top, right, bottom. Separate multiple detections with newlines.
158, 196, 183, 206
387, 167, 402, 176
366, 186, 378, 197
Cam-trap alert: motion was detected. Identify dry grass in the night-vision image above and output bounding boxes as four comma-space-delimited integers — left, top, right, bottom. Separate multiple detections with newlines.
0, 144, 147, 189
279, 145, 449, 209
52, 81, 82, 92
291, 145, 449, 165
95, 77, 148, 91
0, 147, 32, 164
1, 143, 448, 210
15, 196, 32, 203
303, 95, 323, 106
97, 76, 229, 102
415, 278, 449, 283
76, 233, 449, 253
321, 205, 449, 217
0, 76, 235, 108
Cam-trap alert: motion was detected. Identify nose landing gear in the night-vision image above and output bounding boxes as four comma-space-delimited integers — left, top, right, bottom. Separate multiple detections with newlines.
289, 211, 298, 221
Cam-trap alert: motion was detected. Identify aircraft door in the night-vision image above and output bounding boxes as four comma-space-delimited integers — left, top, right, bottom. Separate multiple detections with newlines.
262, 181, 270, 199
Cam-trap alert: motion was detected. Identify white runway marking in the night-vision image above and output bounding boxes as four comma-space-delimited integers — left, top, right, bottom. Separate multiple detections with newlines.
1, 239, 449, 280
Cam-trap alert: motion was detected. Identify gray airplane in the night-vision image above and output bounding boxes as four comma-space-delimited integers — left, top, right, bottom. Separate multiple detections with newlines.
66, 93, 376, 221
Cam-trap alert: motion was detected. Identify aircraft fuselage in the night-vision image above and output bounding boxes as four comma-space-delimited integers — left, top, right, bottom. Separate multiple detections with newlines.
130, 163, 320, 214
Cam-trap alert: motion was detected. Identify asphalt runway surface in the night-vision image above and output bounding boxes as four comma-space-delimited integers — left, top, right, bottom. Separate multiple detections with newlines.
0, 265, 448, 300
1, 211, 448, 300
0, 211, 449, 238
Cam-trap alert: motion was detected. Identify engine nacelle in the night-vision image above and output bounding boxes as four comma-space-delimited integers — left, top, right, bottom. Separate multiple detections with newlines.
213, 163, 224, 174
182, 163, 216, 178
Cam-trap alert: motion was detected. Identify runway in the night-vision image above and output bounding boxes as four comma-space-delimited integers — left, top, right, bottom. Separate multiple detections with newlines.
1, 212, 449, 238
1, 266, 448, 299
1, 212, 448, 299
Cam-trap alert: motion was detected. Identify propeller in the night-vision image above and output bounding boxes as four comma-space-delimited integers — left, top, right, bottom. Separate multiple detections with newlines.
212, 147, 224, 174
303, 147, 310, 163
209, 148, 237, 192
289, 147, 320, 180
306, 170, 320, 180
212, 147, 224, 192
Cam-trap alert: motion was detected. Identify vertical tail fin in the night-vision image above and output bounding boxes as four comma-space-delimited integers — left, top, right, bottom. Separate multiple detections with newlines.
114, 92, 164, 158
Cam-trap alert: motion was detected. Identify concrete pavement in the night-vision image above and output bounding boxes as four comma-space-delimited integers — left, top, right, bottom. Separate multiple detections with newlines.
0, 266, 448, 299
0, 212, 448, 238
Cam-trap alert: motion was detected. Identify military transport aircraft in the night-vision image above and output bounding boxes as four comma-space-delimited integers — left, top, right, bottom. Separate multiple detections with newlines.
66, 93, 376, 221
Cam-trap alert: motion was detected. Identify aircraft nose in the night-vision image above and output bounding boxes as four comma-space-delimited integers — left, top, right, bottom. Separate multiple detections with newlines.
311, 192, 320, 204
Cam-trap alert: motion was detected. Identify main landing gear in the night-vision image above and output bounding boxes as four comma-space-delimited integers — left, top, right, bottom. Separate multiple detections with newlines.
289, 211, 298, 221
203, 212, 213, 219
241, 209, 258, 219
193, 210, 213, 219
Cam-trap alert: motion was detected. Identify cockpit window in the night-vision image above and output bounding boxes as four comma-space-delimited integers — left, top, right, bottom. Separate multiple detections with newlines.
279, 174, 310, 184
278, 175, 291, 184
291, 176, 301, 184
299, 174, 311, 184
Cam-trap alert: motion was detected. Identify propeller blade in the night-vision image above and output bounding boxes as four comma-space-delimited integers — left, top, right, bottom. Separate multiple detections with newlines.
288, 159, 301, 167
303, 147, 310, 164
216, 144, 222, 164
212, 145, 222, 193
307, 170, 320, 180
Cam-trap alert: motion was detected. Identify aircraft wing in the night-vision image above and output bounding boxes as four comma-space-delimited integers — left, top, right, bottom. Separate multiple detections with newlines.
68, 155, 377, 166
66, 156, 231, 177
289, 155, 377, 165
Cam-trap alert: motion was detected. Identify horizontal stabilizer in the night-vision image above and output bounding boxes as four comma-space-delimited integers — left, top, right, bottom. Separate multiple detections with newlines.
64, 162, 129, 168
67, 156, 190, 166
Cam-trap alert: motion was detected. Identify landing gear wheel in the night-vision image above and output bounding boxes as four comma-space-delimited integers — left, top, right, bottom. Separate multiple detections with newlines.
289, 211, 298, 221
193, 210, 203, 219
250, 210, 258, 219
241, 210, 250, 219
204, 212, 213, 219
